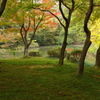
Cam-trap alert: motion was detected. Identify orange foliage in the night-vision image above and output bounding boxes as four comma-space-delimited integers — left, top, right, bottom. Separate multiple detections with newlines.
9, 0, 59, 38
16, 2, 18, 4
42, 0, 50, 3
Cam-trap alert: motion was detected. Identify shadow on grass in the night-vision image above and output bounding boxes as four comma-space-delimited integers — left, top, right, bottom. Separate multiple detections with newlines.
0, 57, 100, 100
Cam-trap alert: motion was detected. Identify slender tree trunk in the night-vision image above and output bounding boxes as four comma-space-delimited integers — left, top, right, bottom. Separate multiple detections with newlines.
78, 38, 91, 75
59, 27, 68, 65
78, 0, 93, 75
95, 46, 100, 67
24, 44, 29, 56
58, 0, 75, 65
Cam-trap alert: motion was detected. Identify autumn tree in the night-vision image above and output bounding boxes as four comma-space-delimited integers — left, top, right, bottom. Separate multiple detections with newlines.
41, 0, 75, 65
18, 9, 45, 56
35, 0, 88, 65
18, 1, 58, 56
1, 0, 58, 56
78, 0, 93, 75
77, 0, 100, 74
57, 0, 75, 65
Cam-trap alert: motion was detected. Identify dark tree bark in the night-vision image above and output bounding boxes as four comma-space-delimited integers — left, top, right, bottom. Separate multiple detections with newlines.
95, 46, 100, 67
58, 0, 75, 65
59, 26, 68, 65
78, 0, 93, 75
0, 0, 7, 17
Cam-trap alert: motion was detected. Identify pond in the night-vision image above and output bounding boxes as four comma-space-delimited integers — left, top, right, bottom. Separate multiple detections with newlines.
0, 45, 95, 66
0, 45, 82, 59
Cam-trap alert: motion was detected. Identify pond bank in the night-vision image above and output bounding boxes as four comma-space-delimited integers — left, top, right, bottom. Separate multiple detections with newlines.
0, 44, 95, 66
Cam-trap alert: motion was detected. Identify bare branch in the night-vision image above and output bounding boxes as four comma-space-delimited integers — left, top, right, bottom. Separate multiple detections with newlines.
20, 24, 26, 44
74, 3, 83, 10
32, 7, 65, 28
35, 13, 44, 32
24, 17, 31, 44
59, 0, 67, 21
28, 13, 45, 45
61, 2, 70, 10
26, 17, 31, 31
67, 0, 75, 23
71, 0, 75, 12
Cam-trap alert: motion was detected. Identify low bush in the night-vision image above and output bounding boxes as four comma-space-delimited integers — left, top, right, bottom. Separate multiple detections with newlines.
67, 49, 82, 61
47, 47, 67, 58
28, 51, 42, 57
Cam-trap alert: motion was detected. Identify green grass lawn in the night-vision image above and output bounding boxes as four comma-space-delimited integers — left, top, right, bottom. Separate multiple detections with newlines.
0, 57, 100, 100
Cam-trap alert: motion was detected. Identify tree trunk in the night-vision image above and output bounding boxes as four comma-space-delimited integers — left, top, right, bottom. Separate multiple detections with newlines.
95, 46, 100, 67
59, 27, 68, 65
77, 0, 93, 75
24, 44, 29, 56
58, 0, 74, 65
78, 38, 91, 75
0, 0, 7, 17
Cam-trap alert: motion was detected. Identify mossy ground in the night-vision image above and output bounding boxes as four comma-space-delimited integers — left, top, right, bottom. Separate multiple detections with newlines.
0, 57, 100, 100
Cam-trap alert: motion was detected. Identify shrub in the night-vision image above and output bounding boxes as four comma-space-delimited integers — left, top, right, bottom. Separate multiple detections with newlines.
69, 49, 82, 61
28, 51, 42, 57
22, 55, 31, 58
47, 47, 67, 58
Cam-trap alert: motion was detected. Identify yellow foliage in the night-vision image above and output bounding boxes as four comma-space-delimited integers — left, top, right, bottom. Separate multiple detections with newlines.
16, 33, 21, 39
90, 19, 100, 47
0, 37, 7, 42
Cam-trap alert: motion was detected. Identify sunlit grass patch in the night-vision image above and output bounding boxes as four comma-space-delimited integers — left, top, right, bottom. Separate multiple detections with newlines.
29, 65, 54, 69
1, 57, 58, 67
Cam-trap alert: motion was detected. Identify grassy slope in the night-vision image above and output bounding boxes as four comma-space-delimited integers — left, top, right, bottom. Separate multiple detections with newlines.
0, 57, 100, 100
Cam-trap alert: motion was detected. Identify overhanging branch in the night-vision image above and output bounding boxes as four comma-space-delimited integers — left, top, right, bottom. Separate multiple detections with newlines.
61, 1, 70, 10
32, 7, 65, 28
28, 13, 45, 45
